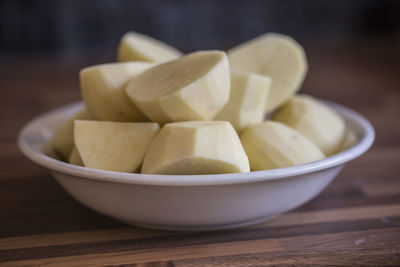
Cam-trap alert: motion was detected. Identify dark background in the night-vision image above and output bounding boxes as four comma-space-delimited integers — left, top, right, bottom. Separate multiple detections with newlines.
1, 0, 399, 60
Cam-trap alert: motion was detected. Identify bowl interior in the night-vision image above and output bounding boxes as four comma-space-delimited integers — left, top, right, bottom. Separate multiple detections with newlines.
18, 100, 375, 186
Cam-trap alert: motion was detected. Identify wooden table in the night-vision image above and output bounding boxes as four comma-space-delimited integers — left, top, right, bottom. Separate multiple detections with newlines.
1, 44, 400, 266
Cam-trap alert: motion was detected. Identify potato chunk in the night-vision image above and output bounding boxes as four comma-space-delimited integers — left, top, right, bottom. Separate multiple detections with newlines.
341, 128, 358, 151
228, 33, 307, 113
80, 62, 152, 122
272, 95, 346, 156
118, 32, 182, 63
68, 146, 83, 166
141, 121, 250, 174
215, 71, 271, 132
52, 107, 95, 160
125, 51, 230, 124
74, 120, 159, 172
240, 121, 325, 171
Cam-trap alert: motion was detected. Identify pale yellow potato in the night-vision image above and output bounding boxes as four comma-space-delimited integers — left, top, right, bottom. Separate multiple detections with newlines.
52, 107, 96, 160
228, 33, 308, 113
125, 51, 230, 125
215, 71, 271, 132
80, 62, 153, 122
240, 121, 325, 171
74, 120, 159, 172
118, 32, 182, 63
141, 121, 250, 174
341, 128, 358, 151
272, 95, 346, 156
68, 146, 83, 166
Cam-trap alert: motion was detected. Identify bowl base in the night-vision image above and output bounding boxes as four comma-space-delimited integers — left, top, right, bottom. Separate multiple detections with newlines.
119, 213, 282, 231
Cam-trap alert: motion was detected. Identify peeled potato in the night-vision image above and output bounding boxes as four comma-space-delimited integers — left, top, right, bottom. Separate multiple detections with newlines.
228, 33, 307, 113
272, 95, 346, 156
118, 32, 182, 63
341, 128, 358, 151
240, 121, 325, 171
215, 71, 271, 132
125, 51, 230, 125
74, 120, 159, 172
68, 146, 83, 166
141, 121, 250, 174
80, 62, 153, 122
52, 107, 95, 160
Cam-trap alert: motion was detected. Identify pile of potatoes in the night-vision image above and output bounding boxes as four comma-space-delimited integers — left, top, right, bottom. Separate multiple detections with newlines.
52, 32, 356, 174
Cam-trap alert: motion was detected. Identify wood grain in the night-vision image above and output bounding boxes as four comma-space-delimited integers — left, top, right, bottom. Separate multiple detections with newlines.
257, 203, 400, 227
0, 228, 179, 251
362, 181, 400, 197
1, 239, 283, 266
2, 203, 399, 252
0, 44, 399, 265
174, 248, 400, 266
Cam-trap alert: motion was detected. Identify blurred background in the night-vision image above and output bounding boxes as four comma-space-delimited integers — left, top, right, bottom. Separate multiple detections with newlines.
1, 0, 399, 61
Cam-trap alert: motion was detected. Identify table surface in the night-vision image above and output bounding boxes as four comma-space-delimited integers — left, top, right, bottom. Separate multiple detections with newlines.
1, 44, 400, 266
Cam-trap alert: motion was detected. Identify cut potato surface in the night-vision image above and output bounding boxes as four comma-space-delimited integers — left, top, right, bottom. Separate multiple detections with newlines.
118, 32, 182, 63
80, 62, 152, 122
61, 32, 352, 175
272, 95, 346, 156
125, 51, 230, 124
341, 128, 358, 151
52, 107, 96, 160
215, 71, 271, 132
68, 146, 83, 166
74, 120, 159, 172
141, 121, 250, 174
228, 33, 307, 113
240, 121, 325, 171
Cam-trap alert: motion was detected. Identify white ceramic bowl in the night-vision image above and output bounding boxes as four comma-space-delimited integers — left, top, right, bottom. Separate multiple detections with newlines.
18, 100, 374, 231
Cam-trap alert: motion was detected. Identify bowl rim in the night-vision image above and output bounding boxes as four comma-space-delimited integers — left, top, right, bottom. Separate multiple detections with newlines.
18, 99, 375, 186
